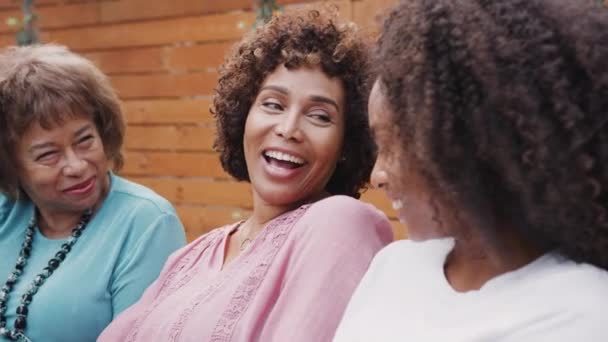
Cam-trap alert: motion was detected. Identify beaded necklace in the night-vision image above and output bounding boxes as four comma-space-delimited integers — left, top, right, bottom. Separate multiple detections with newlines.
0, 209, 93, 341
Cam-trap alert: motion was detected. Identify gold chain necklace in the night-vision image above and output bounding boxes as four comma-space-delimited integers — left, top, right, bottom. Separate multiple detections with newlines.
239, 237, 253, 251
234, 220, 255, 251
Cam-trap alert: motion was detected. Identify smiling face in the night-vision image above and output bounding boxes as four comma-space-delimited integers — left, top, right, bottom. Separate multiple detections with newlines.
369, 80, 445, 240
16, 115, 110, 216
244, 65, 345, 208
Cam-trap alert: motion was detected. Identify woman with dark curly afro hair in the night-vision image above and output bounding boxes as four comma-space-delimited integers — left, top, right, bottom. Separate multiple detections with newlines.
334, 0, 608, 341
100, 7, 393, 342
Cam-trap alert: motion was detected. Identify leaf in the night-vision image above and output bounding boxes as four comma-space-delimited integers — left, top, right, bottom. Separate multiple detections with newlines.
23, 13, 36, 23
6, 17, 20, 26
255, 0, 280, 27
16, 29, 38, 46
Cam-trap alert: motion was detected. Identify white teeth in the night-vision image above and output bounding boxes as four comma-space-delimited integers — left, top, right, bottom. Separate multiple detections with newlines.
264, 150, 305, 165
391, 200, 403, 210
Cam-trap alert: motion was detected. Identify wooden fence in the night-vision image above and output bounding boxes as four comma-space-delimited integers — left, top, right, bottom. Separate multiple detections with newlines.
0, 0, 404, 241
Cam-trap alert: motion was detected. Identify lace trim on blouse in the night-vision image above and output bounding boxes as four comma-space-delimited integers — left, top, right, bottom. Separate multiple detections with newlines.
208, 205, 309, 341
126, 205, 310, 342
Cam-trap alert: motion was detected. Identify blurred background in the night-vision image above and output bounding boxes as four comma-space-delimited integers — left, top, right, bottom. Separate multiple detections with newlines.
0, 0, 410, 241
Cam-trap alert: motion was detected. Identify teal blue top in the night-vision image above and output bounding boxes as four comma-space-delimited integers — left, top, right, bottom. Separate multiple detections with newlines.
0, 173, 186, 342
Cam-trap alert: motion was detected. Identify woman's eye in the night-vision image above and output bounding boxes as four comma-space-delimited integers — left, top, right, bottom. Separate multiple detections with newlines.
36, 151, 57, 162
309, 113, 332, 123
262, 101, 283, 111
78, 135, 94, 146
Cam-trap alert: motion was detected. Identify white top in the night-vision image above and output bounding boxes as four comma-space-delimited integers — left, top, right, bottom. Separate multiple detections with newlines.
334, 238, 608, 342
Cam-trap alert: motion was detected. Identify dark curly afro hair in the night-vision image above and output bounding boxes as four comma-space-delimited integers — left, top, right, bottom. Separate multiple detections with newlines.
212, 7, 374, 199
376, 0, 608, 268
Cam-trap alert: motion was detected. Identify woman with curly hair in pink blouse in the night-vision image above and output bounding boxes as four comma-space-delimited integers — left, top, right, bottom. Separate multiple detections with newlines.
99, 7, 393, 342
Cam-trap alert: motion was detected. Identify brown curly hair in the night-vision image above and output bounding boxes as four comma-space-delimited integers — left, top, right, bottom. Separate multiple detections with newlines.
212, 7, 375, 198
0, 44, 125, 200
376, 0, 608, 268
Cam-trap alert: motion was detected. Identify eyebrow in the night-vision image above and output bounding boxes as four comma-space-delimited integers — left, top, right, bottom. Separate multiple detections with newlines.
260, 85, 289, 95
29, 142, 55, 153
74, 124, 93, 137
259, 85, 341, 112
309, 95, 340, 112
28, 124, 93, 152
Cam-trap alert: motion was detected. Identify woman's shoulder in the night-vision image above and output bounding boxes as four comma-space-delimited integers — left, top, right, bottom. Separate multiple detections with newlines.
106, 174, 176, 216
380, 238, 454, 257
512, 256, 608, 338
93, 175, 184, 239
295, 195, 393, 242
536, 255, 608, 305
371, 238, 454, 269
305, 195, 387, 222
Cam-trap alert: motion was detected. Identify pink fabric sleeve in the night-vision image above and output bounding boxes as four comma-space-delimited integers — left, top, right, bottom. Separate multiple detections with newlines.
259, 196, 394, 342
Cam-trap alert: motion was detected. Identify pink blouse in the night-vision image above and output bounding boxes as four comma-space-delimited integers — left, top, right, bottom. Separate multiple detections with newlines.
98, 195, 393, 342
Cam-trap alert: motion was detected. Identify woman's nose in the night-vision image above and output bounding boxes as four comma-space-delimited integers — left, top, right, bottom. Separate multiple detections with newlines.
62, 150, 87, 176
371, 162, 388, 189
274, 111, 303, 141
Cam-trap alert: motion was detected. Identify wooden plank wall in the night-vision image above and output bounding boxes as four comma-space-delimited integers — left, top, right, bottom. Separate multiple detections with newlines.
0, 0, 404, 241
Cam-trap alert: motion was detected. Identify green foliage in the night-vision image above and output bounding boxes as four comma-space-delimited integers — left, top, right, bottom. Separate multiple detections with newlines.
254, 0, 281, 28
6, 0, 38, 45
6, 17, 19, 26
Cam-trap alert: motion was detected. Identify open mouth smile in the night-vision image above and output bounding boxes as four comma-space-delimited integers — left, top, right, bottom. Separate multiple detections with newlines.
263, 149, 306, 169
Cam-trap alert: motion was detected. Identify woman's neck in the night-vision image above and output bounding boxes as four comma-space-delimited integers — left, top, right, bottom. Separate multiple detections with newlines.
247, 199, 295, 236
37, 209, 85, 239
248, 189, 329, 235
444, 230, 544, 292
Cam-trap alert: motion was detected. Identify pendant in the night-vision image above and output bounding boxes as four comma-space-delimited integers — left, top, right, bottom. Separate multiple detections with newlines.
239, 237, 253, 251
